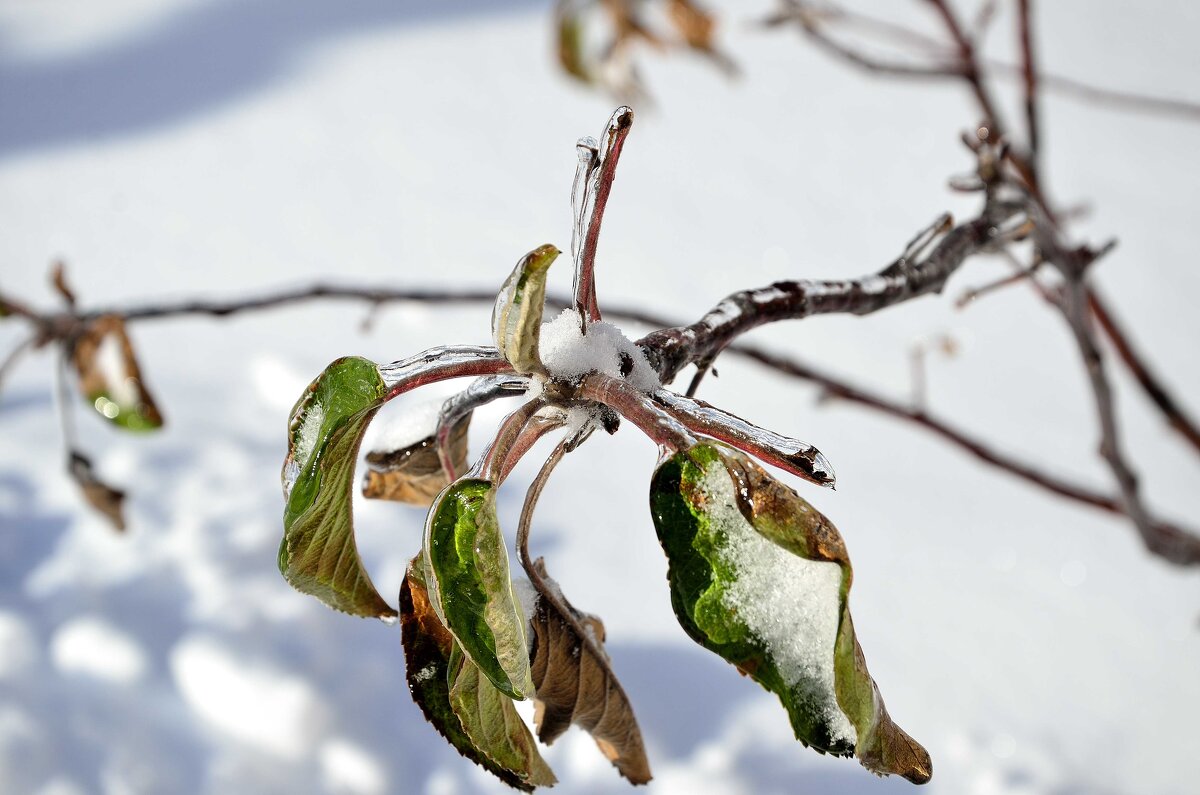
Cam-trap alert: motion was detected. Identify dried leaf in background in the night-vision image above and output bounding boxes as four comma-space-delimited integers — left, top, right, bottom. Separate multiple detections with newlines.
363, 414, 470, 506
70, 314, 164, 431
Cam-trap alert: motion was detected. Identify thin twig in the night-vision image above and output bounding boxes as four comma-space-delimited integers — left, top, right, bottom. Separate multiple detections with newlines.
733, 340, 1199, 559
769, 1, 1200, 123
1088, 289, 1200, 456
1017, 0, 1041, 178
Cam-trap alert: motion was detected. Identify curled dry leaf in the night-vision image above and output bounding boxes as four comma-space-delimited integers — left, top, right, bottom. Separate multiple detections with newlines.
649, 442, 931, 784
400, 560, 553, 792
526, 558, 652, 785
70, 314, 164, 431
68, 451, 126, 532
362, 414, 470, 506
666, 0, 735, 72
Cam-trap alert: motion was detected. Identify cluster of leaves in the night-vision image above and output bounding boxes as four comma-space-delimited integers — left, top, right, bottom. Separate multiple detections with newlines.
556, 0, 735, 100
277, 111, 931, 788
52, 266, 167, 530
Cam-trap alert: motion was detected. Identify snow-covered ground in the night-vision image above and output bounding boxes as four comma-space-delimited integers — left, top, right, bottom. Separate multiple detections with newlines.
2, 1, 1199, 793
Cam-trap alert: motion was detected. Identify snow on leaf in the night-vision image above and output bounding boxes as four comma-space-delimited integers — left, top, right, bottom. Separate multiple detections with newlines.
423, 479, 534, 700
492, 244, 560, 376
279, 356, 395, 619
526, 558, 652, 785
400, 559, 542, 792
649, 442, 931, 784
362, 413, 470, 506
69, 314, 164, 431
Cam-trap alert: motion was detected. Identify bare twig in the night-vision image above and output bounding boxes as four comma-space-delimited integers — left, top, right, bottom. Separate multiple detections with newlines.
737, 340, 1200, 563
638, 202, 1020, 384
769, 1, 1200, 123
1087, 290, 1200, 455
1016, 0, 1041, 177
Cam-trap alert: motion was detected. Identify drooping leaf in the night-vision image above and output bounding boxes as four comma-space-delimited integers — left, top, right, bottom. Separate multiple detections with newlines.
70, 314, 164, 431
362, 413, 470, 506
280, 356, 395, 619
400, 559, 540, 791
649, 442, 931, 784
423, 479, 533, 699
526, 558, 651, 785
491, 244, 559, 376
447, 642, 557, 790
68, 451, 126, 532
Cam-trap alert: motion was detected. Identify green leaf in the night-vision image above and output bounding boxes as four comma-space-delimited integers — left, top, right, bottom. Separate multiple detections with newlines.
280, 356, 395, 619
491, 244, 559, 375
400, 559, 543, 792
70, 315, 164, 432
423, 479, 534, 700
448, 643, 557, 790
649, 442, 931, 784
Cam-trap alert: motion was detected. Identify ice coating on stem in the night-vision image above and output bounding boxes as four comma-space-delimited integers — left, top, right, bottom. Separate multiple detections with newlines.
697, 460, 858, 745
538, 309, 660, 392
377, 346, 509, 392
366, 396, 442, 454
654, 390, 835, 487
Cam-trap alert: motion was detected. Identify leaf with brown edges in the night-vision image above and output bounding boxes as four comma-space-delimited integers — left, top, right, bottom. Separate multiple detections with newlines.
400, 559, 539, 791
526, 558, 651, 785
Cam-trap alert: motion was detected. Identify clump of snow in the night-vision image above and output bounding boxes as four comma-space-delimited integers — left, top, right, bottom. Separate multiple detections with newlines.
538, 309, 660, 392
50, 617, 146, 685
698, 463, 858, 746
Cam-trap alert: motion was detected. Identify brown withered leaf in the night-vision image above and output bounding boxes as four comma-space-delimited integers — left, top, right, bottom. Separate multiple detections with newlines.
68, 452, 126, 532
362, 414, 469, 506
667, 0, 737, 74
70, 314, 164, 431
526, 558, 651, 785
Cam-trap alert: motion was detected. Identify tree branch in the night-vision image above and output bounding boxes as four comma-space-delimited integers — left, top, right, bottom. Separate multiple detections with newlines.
638, 201, 1019, 384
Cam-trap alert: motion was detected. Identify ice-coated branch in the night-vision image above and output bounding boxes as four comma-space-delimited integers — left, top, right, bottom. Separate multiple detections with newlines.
572, 106, 634, 327
435, 375, 530, 479
576, 373, 695, 451
377, 346, 514, 399
637, 201, 1021, 385
651, 390, 835, 487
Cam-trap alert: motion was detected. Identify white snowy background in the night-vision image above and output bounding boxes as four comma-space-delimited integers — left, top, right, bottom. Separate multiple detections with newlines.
1, 1, 1198, 794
